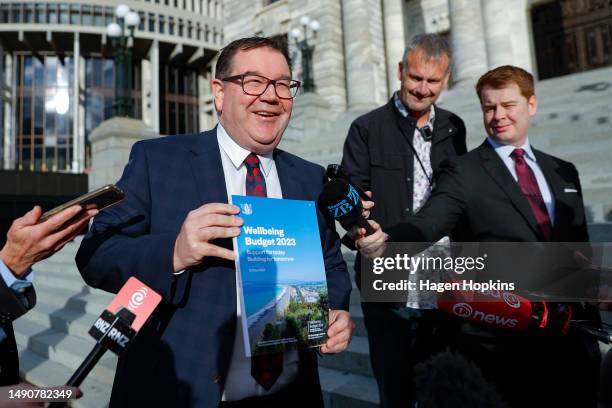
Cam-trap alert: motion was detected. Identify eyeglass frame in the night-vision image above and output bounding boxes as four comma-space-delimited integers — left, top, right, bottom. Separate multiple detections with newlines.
220, 73, 301, 100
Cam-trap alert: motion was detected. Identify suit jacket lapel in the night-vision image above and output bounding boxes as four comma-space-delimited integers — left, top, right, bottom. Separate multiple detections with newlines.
188, 127, 229, 205
478, 141, 543, 239
274, 150, 301, 200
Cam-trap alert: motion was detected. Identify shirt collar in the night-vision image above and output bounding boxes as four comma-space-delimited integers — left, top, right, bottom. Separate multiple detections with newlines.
487, 136, 537, 162
216, 123, 274, 177
393, 91, 436, 130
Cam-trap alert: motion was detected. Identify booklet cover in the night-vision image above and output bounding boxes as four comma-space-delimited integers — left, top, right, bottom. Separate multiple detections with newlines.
232, 195, 329, 357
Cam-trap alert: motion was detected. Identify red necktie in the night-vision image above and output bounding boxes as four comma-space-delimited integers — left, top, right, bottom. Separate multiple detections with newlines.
244, 153, 283, 390
511, 148, 553, 240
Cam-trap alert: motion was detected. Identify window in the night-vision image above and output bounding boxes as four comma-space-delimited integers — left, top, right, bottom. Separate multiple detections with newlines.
15, 55, 74, 172
24, 3, 33, 23
0, 4, 9, 24
59, 3, 69, 24
70, 4, 80, 25
36, 3, 46, 23
93, 6, 103, 26
160, 65, 199, 135
148, 13, 155, 32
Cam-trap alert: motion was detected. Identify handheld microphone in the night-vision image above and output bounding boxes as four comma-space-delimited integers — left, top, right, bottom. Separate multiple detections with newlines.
318, 178, 375, 236
325, 164, 370, 201
436, 288, 572, 333
48, 277, 161, 408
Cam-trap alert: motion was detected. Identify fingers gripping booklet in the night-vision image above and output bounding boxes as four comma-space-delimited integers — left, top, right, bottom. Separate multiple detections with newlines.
231, 195, 329, 357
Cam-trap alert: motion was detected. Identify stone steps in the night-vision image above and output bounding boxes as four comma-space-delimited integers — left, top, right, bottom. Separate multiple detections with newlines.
17, 345, 112, 408
13, 318, 117, 385
319, 335, 373, 378
319, 367, 379, 408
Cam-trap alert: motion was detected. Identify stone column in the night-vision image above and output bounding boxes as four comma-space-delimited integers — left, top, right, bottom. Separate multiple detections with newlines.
342, 0, 378, 111
449, 0, 488, 84
89, 118, 158, 190
198, 68, 215, 130
382, 0, 406, 97
72, 33, 83, 173
0, 45, 11, 170
150, 40, 160, 133
483, 0, 533, 71
483, 0, 514, 68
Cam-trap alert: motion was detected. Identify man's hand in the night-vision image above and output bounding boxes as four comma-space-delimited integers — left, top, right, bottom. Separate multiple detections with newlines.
361, 190, 374, 220
321, 310, 354, 354
172, 203, 243, 272
0, 205, 97, 278
355, 220, 388, 259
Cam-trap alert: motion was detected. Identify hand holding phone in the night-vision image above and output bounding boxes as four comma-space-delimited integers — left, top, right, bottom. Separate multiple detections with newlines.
1, 205, 98, 277
39, 185, 125, 222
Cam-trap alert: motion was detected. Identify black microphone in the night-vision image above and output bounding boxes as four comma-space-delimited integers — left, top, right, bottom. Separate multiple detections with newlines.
48, 277, 161, 408
325, 164, 370, 201
318, 178, 375, 236
414, 350, 507, 408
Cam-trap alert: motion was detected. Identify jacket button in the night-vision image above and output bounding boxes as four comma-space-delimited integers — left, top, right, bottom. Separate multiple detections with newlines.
406, 177, 412, 182
212, 374, 221, 384
405, 207, 410, 212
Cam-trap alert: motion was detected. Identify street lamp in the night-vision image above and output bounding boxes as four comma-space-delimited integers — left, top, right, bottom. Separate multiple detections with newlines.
290, 15, 320, 93
106, 4, 140, 117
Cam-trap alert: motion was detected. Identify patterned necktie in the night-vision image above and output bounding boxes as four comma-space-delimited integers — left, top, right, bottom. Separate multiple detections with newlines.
244, 153, 267, 197
244, 153, 283, 390
511, 148, 553, 240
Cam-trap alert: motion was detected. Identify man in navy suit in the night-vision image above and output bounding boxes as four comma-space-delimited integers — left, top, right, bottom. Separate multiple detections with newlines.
76, 37, 353, 407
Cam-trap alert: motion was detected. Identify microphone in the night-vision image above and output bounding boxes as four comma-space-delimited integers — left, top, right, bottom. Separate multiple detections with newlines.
325, 164, 370, 201
414, 350, 507, 408
436, 288, 571, 333
48, 277, 161, 408
318, 178, 375, 236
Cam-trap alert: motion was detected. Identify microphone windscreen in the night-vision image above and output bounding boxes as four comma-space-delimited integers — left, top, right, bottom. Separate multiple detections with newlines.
414, 350, 508, 408
318, 179, 363, 230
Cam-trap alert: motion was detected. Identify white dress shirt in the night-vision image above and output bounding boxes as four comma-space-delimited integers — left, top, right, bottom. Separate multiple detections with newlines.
487, 137, 555, 224
216, 123, 299, 401
0, 260, 33, 287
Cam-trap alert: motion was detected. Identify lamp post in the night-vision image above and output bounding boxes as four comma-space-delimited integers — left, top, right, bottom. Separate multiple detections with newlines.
106, 4, 140, 117
290, 16, 320, 93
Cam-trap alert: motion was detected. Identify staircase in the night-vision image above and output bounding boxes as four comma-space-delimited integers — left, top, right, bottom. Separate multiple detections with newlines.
14, 237, 116, 408
15, 239, 380, 408
318, 249, 379, 408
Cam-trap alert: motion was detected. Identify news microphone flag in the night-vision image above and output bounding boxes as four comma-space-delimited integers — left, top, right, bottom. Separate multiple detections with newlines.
89, 277, 161, 354
49, 277, 161, 408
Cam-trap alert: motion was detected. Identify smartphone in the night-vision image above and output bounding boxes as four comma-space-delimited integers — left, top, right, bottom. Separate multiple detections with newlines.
39, 184, 126, 222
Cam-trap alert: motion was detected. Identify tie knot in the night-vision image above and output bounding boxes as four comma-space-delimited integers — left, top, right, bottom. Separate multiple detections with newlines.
511, 148, 526, 160
244, 153, 260, 169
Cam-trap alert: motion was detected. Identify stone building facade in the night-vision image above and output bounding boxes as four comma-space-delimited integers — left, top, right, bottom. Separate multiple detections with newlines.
0, 0, 223, 174
223, 0, 612, 221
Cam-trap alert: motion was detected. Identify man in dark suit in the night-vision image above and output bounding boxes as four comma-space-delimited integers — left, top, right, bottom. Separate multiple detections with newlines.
1, 205, 96, 385
340, 34, 466, 407
76, 37, 353, 407
357, 65, 601, 407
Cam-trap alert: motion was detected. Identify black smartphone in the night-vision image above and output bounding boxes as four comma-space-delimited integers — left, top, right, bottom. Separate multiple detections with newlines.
39, 184, 126, 222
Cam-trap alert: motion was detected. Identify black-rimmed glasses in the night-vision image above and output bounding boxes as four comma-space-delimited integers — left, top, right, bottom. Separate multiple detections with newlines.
221, 74, 301, 99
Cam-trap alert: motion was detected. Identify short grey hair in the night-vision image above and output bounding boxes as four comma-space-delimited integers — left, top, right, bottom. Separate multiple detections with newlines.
402, 34, 452, 69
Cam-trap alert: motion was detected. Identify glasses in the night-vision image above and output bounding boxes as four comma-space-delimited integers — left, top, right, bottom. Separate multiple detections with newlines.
221, 74, 301, 99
